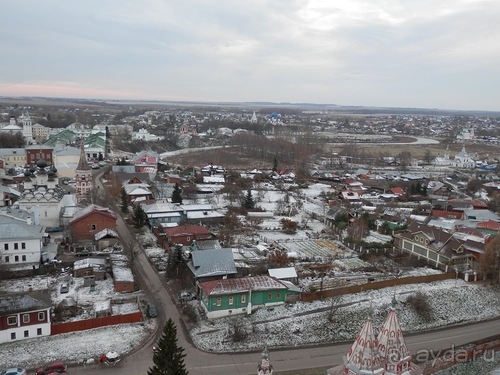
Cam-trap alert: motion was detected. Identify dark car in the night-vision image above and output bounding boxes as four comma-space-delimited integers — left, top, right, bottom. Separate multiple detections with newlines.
35, 361, 67, 375
147, 304, 157, 318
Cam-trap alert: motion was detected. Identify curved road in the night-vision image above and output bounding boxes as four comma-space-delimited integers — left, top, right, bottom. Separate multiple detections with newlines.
87, 171, 500, 375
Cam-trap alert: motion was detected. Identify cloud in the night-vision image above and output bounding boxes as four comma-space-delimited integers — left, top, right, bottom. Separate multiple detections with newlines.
0, 0, 499, 110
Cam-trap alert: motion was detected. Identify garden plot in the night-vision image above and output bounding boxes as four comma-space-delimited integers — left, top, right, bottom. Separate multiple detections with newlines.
335, 257, 371, 270
278, 240, 347, 260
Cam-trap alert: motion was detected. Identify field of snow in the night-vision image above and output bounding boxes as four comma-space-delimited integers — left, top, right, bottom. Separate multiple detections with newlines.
4, 276, 499, 370
1, 182, 498, 371
189, 280, 500, 353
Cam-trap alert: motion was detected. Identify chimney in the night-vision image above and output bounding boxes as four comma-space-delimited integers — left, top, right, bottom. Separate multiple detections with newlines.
27, 216, 32, 225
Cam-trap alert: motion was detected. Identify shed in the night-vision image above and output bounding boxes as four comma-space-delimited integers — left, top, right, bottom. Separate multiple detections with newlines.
268, 267, 298, 285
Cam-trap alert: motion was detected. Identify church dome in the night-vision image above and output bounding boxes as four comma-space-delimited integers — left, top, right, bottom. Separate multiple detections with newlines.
29, 165, 36, 173
37, 159, 48, 169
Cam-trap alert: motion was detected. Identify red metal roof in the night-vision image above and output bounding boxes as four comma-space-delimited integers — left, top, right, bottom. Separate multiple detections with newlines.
477, 219, 500, 231
199, 275, 288, 296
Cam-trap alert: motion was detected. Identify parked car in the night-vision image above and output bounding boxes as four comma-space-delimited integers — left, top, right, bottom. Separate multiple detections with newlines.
147, 304, 157, 318
45, 258, 62, 265
60, 283, 69, 294
179, 291, 197, 301
35, 361, 67, 375
0, 368, 27, 375
152, 341, 161, 352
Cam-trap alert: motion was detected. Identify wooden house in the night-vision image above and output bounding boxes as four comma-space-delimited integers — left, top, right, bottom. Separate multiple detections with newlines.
0, 295, 51, 343
198, 275, 301, 319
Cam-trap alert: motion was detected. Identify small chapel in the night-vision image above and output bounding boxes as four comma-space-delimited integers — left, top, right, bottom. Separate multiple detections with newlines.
327, 298, 422, 375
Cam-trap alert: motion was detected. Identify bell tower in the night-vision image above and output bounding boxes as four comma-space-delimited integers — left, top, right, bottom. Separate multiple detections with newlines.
75, 141, 93, 204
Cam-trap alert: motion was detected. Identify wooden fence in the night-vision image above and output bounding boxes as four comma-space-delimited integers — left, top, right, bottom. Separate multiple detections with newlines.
301, 272, 456, 302
51, 311, 143, 335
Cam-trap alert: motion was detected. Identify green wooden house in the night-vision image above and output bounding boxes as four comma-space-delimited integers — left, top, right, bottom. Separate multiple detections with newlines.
198, 275, 301, 319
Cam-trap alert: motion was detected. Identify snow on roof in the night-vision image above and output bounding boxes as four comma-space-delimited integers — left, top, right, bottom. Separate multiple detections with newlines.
70, 204, 116, 223
94, 228, 119, 240
268, 267, 297, 279
110, 253, 129, 262
0, 294, 49, 315
112, 264, 134, 282
203, 175, 225, 183
200, 275, 289, 296
73, 258, 106, 271
126, 187, 152, 196
186, 210, 224, 219
109, 254, 133, 282
149, 212, 181, 219
159, 222, 179, 228
94, 300, 111, 312
182, 203, 214, 211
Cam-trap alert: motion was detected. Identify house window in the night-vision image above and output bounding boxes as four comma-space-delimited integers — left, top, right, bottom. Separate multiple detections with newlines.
14, 256, 19, 262
241, 295, 246, 304
276, 292, 281, 300
268, 293, 273, 301
24, 330, 29, 338
21, 242, 26, 249
11, 332, 16, 340
38, 312, 45, 321
228, 296, 234, 305
23, 314, 30, 323
14, 243, 18, 250
91, 224, 96, 231
4, 243, 8, 250
216, 297, 222, 306
22, 255, 26, 261
7, 316, 17, 325
5, 256, 9, 263
37, 328, 42, 336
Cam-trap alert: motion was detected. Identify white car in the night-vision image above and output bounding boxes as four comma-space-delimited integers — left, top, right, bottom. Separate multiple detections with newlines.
0, 368, 27, 375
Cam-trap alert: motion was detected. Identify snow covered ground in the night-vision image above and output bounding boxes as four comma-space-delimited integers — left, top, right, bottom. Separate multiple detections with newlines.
1, 183, 499, 371
2, 278, 499, 371
189, 280, 500, 353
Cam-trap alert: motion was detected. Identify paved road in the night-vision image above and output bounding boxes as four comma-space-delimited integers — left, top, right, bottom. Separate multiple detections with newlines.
83, 172, 500, 375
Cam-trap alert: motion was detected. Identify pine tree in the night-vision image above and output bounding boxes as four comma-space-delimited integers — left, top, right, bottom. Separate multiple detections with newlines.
148, 318, 188, 375
120, 188, 129, 213
133, 205, 148, 228
172, 184, 183, 204
166, 246, 184, 279
242, 189, 255, 209
272, 157, 278, 172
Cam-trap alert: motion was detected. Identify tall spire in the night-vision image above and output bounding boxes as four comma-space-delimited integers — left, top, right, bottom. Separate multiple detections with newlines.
76, 141, 90, 171
377, 303, 411, 375
75, 140, 93, 204
343, 316, 383, 374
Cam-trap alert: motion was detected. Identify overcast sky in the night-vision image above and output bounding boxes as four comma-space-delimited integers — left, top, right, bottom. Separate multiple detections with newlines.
1, 0, 499, 111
